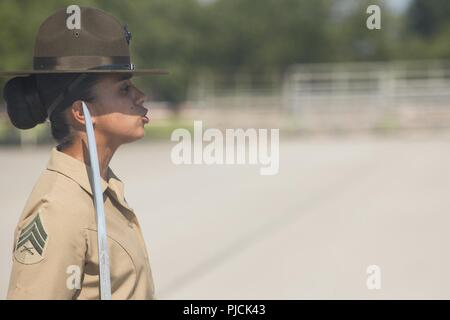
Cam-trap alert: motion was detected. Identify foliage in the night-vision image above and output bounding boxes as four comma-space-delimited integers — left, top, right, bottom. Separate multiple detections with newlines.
0, 0, 449, 106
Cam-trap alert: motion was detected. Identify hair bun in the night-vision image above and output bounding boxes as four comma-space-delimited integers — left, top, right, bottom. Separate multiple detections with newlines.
3, 76, 47, 129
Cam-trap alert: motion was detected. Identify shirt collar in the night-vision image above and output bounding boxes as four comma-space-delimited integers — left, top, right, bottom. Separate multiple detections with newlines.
46, 147, 124, 198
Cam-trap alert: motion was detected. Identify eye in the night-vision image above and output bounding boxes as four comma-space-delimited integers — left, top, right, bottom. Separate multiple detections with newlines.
120, 83, 131, 92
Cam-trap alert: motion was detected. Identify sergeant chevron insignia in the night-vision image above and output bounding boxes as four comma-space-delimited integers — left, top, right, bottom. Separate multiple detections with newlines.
14, 212, 48, 264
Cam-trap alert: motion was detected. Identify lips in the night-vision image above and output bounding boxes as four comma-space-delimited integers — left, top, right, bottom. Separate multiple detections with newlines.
139, 106, 149, 124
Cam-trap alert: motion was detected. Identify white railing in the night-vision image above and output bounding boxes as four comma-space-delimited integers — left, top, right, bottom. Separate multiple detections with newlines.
283, 60, 450, 113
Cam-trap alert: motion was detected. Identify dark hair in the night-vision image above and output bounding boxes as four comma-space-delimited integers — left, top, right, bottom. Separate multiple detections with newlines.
3, 73, 99, 148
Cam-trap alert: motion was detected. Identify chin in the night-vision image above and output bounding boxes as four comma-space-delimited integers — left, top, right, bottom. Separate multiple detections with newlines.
137, 126, 146, 139
128, 128, 146, 143
115, 124, 146, 145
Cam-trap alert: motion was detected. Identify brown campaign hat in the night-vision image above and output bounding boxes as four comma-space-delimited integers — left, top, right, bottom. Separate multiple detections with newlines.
0, 6, 168, 76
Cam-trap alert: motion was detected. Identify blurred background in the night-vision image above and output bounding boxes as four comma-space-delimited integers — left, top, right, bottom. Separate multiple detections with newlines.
1, 0, 450, 299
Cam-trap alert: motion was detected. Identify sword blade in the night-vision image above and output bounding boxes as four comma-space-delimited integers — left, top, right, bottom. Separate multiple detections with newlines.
82, 101, 112, 300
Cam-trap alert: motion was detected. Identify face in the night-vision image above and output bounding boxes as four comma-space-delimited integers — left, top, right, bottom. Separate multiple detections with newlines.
88, 74, 149, 147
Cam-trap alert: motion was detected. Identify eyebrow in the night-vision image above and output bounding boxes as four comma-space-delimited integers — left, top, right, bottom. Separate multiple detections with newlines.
117, 74, 133, 82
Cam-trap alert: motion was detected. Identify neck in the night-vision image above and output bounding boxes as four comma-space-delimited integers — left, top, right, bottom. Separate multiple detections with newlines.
60, 135, 117, 181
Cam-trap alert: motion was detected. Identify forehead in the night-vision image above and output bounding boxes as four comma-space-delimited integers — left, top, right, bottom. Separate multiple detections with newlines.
97, 74, 133, 86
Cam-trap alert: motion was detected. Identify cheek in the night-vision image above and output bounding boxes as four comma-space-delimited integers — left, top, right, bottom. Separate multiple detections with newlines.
96, 113, 144, 139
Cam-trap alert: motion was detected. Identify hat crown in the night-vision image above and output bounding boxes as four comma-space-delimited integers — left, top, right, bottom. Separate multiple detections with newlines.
0, 6, 168, 76
33, 6, 132, 71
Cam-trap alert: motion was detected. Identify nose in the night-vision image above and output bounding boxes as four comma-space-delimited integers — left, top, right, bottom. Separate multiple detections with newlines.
133, 85, 146, 106
141, 106, 149, 116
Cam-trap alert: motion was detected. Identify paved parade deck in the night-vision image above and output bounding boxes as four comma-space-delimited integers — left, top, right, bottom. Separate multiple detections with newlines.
1, 134, 450, 299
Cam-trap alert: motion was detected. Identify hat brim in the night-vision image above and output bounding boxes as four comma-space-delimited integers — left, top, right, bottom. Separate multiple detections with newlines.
0, 69, 169, 77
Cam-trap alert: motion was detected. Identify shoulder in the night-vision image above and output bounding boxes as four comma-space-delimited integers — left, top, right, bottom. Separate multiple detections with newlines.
13, 171, 93, 265
18, 169, 94, 231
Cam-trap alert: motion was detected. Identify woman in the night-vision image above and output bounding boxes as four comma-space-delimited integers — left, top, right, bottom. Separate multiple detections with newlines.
1, 6, 166, 299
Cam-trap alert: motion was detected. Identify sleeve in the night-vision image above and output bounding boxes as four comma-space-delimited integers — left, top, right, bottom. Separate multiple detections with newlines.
7, 199, 88, 300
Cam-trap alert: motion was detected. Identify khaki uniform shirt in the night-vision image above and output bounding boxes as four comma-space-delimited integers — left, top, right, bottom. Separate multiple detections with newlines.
7, 147, 155, 300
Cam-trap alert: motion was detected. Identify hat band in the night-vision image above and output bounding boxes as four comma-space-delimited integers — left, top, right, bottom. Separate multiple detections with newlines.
33, 56, 133, 71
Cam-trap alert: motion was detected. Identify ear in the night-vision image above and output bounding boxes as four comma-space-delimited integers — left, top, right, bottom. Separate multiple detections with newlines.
69, 100, 96, 127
